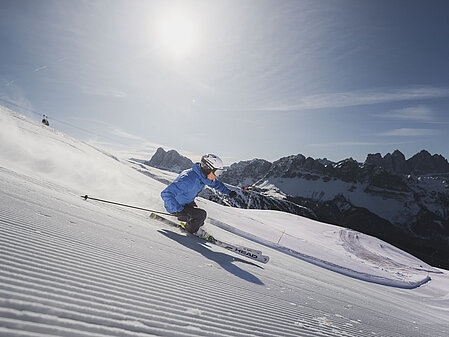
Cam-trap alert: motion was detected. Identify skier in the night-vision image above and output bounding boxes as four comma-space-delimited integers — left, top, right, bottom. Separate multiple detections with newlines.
161, 154, 237, 239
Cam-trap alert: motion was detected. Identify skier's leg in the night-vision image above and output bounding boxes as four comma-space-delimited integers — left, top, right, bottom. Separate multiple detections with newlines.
175, 205, 207, 234
186, 207, 207, 234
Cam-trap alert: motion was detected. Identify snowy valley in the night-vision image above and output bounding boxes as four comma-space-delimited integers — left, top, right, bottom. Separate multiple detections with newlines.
1, 106, 449, 336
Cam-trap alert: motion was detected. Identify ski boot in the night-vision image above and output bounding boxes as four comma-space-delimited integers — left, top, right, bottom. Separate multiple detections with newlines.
194, 228, 217, 243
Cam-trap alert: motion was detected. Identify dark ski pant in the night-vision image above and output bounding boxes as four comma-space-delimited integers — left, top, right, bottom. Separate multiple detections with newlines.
173, 202, 207, 234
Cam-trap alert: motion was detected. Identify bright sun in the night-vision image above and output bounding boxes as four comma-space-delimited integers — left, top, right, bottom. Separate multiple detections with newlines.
157, 9, 198, 57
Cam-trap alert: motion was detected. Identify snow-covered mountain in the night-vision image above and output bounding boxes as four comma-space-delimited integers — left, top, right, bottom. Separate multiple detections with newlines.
1, 105, 449, 336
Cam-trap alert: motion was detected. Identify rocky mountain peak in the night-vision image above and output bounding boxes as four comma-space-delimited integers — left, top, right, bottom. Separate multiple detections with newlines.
364, 149, 449, 175
408, 150, 449, 175
382, 150, 407, 174
145, 147, 193, 173
365, 153, 383, 167
220, 158, 272, 186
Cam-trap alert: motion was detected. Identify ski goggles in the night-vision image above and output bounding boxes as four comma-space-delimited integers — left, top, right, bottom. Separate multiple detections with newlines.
212, 168, 223, 177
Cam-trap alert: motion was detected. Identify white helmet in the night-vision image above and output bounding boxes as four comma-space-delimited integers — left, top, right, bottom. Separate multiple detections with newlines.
201, 154, 224, 177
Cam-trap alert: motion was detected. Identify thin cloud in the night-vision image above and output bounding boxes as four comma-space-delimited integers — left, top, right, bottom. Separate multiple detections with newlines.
242, 86, 449, 112
4, 57, 66, 87
83, 86, 128, 98
5, 79, 17, 87
108, 127, 145, 141
307, 141, 413, 147
33, 65, 48, 72
380, 128, 439, 137
67, 117, 145, 142
377, 105, 434, 121
308, 141, 383, 147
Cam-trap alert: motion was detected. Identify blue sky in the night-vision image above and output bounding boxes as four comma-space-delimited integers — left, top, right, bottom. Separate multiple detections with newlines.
1, 0, 449, 164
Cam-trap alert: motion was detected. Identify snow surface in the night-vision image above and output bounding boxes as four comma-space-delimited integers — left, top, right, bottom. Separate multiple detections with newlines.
1, 105, 449, 336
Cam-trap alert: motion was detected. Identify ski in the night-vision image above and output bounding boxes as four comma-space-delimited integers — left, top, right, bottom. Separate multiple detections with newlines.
150, 213, 269, 264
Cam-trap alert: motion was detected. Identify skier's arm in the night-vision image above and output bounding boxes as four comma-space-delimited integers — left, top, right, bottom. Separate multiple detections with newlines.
210, 179, 232, 195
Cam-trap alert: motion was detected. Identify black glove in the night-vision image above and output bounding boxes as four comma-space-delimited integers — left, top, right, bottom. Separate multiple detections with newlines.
229, 190, 237, 198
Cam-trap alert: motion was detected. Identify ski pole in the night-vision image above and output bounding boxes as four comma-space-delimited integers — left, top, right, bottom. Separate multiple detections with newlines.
81, 195, 173, 216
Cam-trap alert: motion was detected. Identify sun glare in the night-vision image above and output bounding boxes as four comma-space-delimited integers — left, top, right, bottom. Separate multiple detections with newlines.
157, 9, 198, 57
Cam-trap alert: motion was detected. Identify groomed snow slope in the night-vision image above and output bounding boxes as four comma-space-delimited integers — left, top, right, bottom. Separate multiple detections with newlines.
1, 106, 449, 337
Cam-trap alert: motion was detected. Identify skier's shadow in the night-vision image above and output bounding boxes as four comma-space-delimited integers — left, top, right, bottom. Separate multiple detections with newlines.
158, 229, 264, 285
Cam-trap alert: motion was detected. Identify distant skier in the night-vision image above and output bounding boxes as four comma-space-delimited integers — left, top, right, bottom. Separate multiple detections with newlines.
161, 154, 237, 239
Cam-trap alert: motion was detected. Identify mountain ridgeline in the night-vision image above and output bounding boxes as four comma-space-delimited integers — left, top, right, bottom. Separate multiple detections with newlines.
221, 149, 449, 185
146, 148, 449, 269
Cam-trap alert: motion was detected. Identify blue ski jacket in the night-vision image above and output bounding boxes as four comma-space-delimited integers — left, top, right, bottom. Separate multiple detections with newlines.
161, 163, 231, 213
